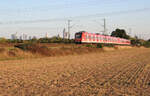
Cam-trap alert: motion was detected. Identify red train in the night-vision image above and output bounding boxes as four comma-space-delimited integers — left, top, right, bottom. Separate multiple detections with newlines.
75, 31, 131, 45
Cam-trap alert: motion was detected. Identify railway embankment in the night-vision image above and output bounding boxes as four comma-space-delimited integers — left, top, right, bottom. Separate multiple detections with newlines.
0, 43, 143, 61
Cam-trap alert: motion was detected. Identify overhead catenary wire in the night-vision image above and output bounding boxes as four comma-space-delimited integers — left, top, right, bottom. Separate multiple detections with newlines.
0, 0, 130, 14
0, 7, 149, 25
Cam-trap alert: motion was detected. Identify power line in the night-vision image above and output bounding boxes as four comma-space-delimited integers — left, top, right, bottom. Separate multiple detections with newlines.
0, 8, 149, 25
74, 8, 150, 19
0, 0, 128, 13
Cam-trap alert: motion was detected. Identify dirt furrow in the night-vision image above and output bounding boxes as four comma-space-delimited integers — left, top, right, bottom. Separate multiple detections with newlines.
0, 48, 150, 95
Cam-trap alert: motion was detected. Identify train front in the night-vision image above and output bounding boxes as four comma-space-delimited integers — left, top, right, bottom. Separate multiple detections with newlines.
75, 32, 83, 44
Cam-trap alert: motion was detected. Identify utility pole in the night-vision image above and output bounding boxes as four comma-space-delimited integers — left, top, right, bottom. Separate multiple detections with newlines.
63, 28, 66, 39
129, 28, 132, 35
45, 32, 48, 38
102, 18, 107, 35
68, 20, 71, 39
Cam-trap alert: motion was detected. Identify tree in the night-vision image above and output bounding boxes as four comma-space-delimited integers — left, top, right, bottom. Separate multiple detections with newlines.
143, 41, 150, 48
111, 29, 130, 39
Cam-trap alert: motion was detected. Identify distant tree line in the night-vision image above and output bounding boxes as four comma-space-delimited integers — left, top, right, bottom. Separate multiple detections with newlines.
111, 29, 130, 39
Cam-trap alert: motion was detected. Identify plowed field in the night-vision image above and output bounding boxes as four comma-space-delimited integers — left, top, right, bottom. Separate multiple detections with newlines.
0, 48, 150, 96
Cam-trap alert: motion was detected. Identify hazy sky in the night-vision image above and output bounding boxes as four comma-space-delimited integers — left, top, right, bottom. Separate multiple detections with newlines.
0, 0, 150, 39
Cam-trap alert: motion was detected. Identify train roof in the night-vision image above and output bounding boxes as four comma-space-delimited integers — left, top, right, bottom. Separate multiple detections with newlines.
76, 31, 86, 33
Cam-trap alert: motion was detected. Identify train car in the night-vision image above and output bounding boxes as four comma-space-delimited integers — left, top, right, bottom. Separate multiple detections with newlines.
75, 31, 131, 45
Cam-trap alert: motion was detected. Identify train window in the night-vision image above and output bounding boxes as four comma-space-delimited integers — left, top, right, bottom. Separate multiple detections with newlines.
95, 36, 96, 40
103, 37, 105, 41
94, 35, 96, 40
97, 36, 99, 40
99, 37, 101, 40
89, 35, 91, 39
75, 34, 82, 39
86, 35, 88, 39
112, 38, 114, 41
84, 35, 86, 39
93, 35, 95, 39
102, 37, 104, 41
100, 37, 102, 40
106, 37, 108, 41
111, 38, 112, 41
92, 35, 94, 39
91, 35, 92, 39
101, 37, 103, 40
104, 37, 107, 41
113, 39, 115, 42
104, 37, 106, 41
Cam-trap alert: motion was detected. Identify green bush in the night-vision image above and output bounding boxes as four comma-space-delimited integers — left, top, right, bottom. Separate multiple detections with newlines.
143, 41, 150, 48
97, 44, 103, 48
103, 44, 114, 47
85, 44, 95, 48
131, 39, 141, 46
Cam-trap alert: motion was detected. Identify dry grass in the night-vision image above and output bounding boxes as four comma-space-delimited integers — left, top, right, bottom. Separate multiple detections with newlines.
0, 43, 105, 60
0, 43, 133, 60
22, 44, 104, 56
0, 48, 36, 61
114, 45, 133, 50
0, 48, 150, 95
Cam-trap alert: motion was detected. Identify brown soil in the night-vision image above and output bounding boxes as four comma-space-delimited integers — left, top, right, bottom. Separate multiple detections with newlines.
0, 48, 150, 95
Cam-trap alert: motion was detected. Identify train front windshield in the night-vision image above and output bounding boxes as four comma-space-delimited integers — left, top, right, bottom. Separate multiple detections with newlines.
75, 33, 82, 39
